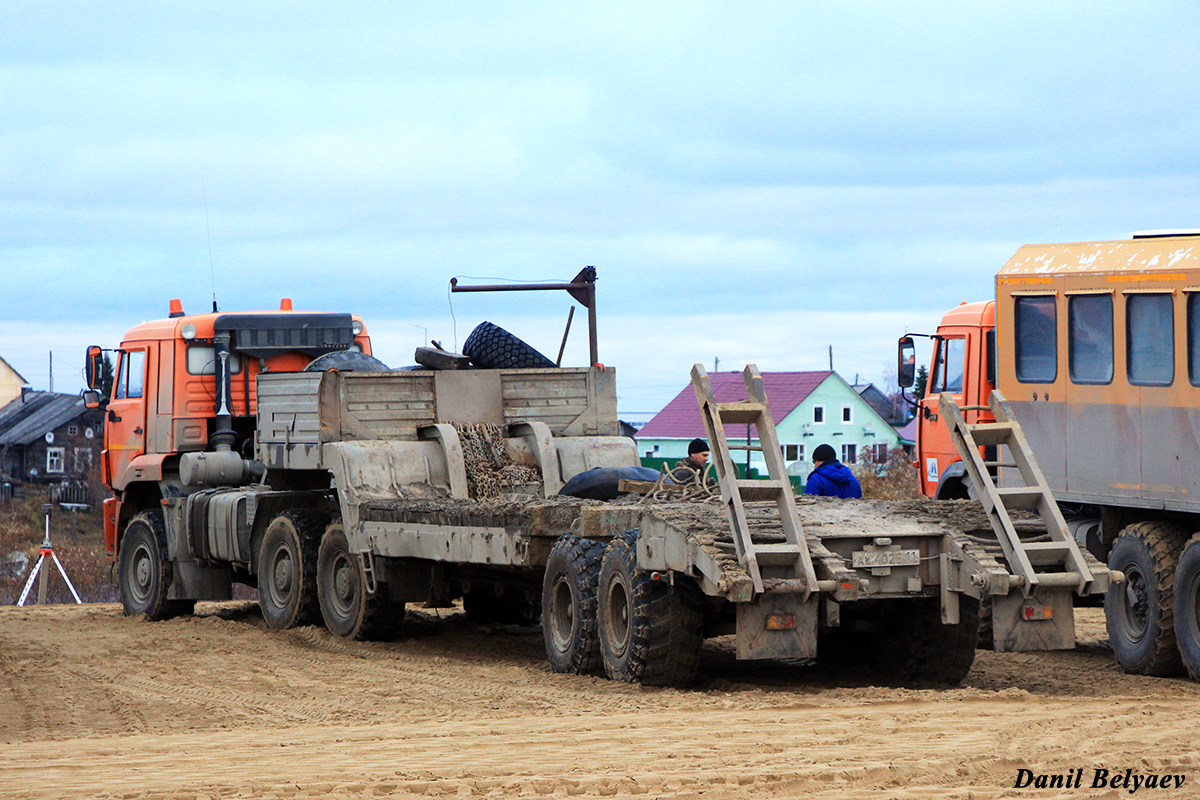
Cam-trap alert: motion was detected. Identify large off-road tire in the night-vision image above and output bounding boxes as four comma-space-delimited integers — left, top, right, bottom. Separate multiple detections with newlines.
541, 535, 605, 674
257, 509, 327, 630
304, 351, 390, 372
119, 510, 190, 620
1106, 521, 1186, 676
317, 521, 404, 641
463, 322, 556, 370
597, 531, 704, 686
1174, 533, 1200, 680
874, 596, 979, 684
463, 585, 536, 626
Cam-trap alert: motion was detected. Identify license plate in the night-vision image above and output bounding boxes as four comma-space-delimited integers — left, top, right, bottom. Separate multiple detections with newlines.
852, 549, 920, 568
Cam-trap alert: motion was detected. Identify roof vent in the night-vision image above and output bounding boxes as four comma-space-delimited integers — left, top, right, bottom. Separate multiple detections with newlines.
1132, 230, 1200, 239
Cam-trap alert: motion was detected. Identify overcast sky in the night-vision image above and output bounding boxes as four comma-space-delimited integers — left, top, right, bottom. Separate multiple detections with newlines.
3, 2, 1199, 412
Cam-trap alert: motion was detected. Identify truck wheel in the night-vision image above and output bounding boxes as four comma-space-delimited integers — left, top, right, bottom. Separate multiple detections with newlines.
463, 322, 556, 370
874, 596, 979, 684
119, 510, 185, 620
257, 509, 327, 630
1106, 521, 1186, 676
597, 532, 703, 686
542, 535, 605, 674
1174, 533, 1200, 680
317, 522, 404, 641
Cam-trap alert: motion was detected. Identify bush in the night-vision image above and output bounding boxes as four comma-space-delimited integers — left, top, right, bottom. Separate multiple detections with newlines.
853, 449, 923, 500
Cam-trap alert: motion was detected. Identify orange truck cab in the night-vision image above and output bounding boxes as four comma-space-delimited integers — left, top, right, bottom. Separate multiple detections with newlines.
85, 299, 371, 561
898, 300, 995, 499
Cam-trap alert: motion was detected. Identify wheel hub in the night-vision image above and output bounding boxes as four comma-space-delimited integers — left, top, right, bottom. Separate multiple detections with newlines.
334, 558, 354, 602
1123, 568, 1149, 640
550, 576, 575, 652
134, 551, 151, 588
272, 552, 293, 593
605, 575, 631, 658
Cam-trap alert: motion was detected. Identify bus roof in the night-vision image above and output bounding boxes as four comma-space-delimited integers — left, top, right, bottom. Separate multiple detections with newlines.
999, 235, 1200, 278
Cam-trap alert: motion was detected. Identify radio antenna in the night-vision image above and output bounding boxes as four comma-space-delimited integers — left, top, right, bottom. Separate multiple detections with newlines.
202, 168, 218, 312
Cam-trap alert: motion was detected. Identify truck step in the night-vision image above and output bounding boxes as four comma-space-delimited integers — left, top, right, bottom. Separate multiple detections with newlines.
993, 487, 1044, 508
964, 422, 1017, 446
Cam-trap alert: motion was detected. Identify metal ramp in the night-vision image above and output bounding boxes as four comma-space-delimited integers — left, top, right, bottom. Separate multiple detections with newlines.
939, 390, 1110, 596
691, 364, 820, 598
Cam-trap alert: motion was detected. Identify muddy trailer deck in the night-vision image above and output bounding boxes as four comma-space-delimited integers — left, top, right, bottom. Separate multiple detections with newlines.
339, 490, 1031, 684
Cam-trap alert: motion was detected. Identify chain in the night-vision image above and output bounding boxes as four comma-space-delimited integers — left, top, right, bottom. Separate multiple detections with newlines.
453, 423, 542, 499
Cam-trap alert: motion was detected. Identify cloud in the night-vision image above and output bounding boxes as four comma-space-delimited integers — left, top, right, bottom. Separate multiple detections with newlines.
1, 1, 1199, 414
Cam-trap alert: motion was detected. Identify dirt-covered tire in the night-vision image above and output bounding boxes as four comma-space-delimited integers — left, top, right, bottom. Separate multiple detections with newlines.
598, 531, 704, 686
463, 322, 556, 370
304, 351, 390, 372
1174, 533, 1200, 680
118, 510, 186, 620
1106, 521, 1186, 676
463, 585, 535, 626
317, 521, 404, 641
257, 509, 327, 630
541, 535, 605, 674
874, 596, 979, 684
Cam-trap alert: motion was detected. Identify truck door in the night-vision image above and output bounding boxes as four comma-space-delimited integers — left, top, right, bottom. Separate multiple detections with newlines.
104, 347, 149, 490
919, 335, 968, 497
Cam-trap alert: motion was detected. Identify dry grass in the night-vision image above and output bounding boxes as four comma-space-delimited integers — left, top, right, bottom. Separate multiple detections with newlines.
853, 449, 924, 500
0, 488, 116, 605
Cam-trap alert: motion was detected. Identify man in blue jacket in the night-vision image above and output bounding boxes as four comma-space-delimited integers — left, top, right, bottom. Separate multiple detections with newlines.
804, 444, 862, 499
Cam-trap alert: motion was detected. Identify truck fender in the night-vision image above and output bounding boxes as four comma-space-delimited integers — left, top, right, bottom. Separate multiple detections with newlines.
246, 492, 329, 575
935, 462, 972, 500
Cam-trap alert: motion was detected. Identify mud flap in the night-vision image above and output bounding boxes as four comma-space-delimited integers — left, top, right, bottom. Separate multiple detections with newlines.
735, 593, 818, 660
991, 588, 1075, 651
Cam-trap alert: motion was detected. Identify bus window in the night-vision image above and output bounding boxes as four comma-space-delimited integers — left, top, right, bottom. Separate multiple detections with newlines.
1015, 296, 1057, 383
1127, 293, 1173, 386
1188, 294, 1200, 386
1068, 294, 1113, 384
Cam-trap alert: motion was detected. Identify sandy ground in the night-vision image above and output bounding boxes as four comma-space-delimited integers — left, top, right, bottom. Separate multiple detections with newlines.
2, 603, 1199, 800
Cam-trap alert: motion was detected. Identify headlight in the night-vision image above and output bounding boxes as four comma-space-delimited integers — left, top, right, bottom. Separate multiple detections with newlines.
351, 320, 364, 335
181, 323, 197, 340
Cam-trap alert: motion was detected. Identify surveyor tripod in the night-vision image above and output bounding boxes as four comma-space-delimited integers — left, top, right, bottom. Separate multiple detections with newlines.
17, 504, 82, 605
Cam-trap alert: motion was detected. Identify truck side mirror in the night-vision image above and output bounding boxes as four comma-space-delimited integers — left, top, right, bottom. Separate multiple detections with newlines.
898, 337, 916, 388
82, 389, 102, 409
85, 345, 103, 390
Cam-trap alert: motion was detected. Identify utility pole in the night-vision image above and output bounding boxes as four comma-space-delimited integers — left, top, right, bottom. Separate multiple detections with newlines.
828, 345, 833, 371
48, 351, 53, 393
714, 357, 720, 372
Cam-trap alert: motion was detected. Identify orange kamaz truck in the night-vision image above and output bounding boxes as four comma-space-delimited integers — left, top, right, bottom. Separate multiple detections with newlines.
899, 231, 1200, 680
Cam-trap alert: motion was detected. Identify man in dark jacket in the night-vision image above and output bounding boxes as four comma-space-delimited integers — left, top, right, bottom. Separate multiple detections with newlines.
804, 443, 862, 499
672, 438, 712, 484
